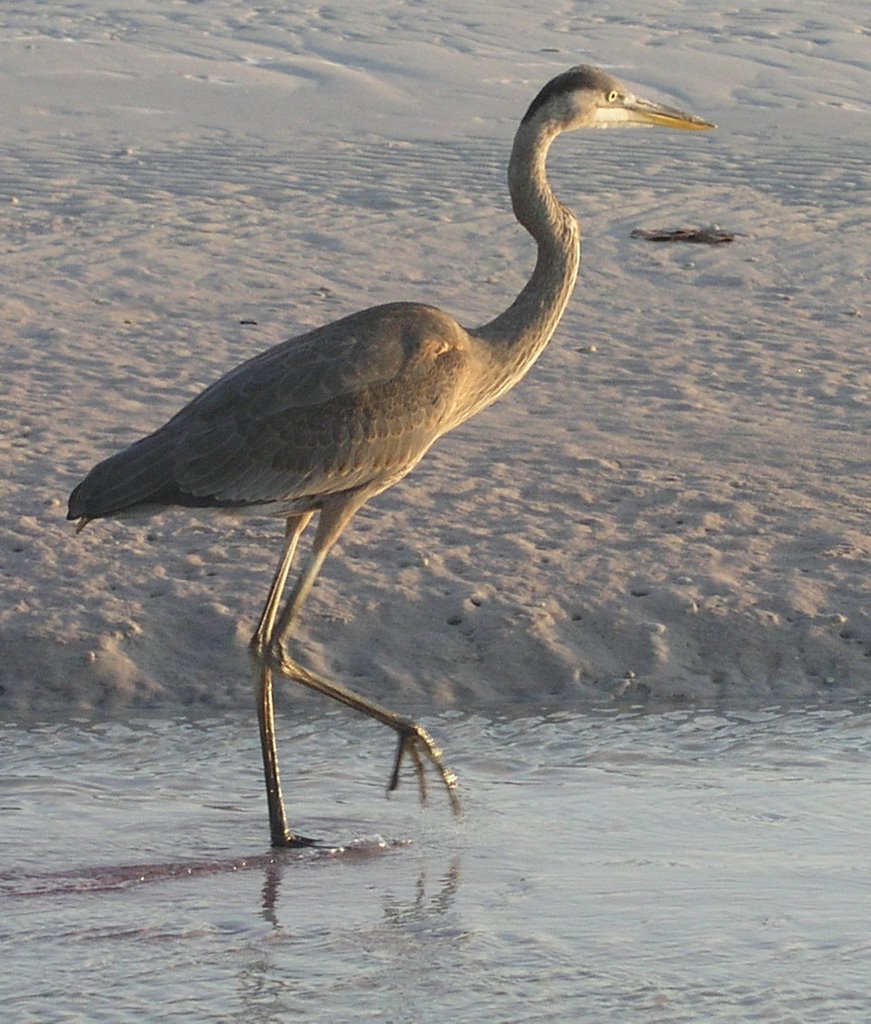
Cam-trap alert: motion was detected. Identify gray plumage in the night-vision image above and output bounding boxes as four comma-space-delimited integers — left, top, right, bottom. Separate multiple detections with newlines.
68, 66, 713, 847
70, 303, 470, 518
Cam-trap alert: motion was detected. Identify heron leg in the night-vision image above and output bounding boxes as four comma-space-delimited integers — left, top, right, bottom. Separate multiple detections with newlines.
267, 498, 461, 818
275, 647, 459, 814
251, 513, 316, 848
252, 512, 314, 656
254, 658, 317, 847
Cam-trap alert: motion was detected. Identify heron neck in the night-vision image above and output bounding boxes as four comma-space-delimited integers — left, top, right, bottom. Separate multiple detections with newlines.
473, 120, 580, 401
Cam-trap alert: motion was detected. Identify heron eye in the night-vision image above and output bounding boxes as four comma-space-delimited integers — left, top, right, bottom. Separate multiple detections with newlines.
607, 90, 620, 103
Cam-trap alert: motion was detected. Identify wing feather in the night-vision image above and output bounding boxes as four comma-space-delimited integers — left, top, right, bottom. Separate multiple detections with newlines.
69, 302, 473, 521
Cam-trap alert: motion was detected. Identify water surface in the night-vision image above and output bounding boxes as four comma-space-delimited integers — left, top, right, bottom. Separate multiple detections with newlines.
3, 704, 868, 1022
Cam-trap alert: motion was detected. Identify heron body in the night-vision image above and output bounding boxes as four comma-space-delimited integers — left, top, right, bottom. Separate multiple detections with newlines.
73, 303, 473, 520
68, 66, 713, 846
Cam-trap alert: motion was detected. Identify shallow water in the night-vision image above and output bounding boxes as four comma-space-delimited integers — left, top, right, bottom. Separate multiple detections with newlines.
3, 703, 869, 1022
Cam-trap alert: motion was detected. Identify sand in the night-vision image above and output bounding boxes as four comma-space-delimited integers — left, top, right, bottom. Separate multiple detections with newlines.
1, 0, 868, 716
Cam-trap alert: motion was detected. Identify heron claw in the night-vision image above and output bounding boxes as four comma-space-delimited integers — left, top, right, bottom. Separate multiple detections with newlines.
389, 721, 461, 818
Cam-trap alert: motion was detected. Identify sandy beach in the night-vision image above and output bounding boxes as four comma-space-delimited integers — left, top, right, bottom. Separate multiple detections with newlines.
2, 0, 868, 716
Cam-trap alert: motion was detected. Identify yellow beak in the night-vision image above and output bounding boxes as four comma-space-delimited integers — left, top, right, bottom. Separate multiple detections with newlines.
598, 94, 715, 131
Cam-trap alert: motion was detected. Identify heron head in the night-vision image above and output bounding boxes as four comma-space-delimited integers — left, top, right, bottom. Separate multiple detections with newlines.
522, 65, 715, 134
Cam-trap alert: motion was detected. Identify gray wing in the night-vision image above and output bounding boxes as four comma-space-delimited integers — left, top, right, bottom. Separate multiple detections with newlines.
68, 302, 473, 520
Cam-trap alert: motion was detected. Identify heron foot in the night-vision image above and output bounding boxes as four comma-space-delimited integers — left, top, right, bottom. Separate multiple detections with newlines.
265, 645, 462, 819
389, 720, 462, 819
271, 831, 318, 849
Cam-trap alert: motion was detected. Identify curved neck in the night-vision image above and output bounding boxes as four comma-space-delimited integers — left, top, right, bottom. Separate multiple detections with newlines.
473, 119, 581, 400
